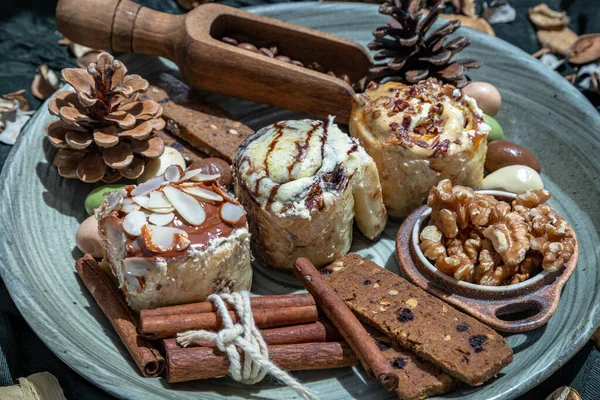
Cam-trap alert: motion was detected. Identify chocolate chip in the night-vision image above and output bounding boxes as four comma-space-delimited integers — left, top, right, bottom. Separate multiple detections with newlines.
363, 279, 372, 285
397, 308, 414, 322
319, 268, 332, 275
456, 323, 469, 332
221, 37, 238, 46
375, 340, 390, 351
390, 357, 407, 369
468, 335, 487, 353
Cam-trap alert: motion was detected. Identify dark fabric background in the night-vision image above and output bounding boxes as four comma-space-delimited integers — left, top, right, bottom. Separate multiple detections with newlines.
0, 0, 599, 398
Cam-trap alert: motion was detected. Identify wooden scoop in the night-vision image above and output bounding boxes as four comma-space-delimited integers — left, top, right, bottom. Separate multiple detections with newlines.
55, 0, 373, 123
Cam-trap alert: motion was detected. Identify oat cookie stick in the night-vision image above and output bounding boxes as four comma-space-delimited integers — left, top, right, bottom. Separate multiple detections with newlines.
322, 253, 513, 386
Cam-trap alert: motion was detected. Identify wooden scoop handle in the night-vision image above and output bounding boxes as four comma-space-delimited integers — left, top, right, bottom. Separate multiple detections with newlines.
56, 0, 185, 60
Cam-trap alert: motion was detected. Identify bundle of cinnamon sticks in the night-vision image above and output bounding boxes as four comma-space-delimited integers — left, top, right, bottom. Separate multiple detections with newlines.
75, 255, 358, 385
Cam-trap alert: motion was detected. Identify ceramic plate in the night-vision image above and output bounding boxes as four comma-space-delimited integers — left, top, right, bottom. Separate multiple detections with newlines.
1, 3, 599, 400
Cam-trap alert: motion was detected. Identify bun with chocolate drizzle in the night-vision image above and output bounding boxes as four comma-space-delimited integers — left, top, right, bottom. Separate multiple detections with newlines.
233, 117, 387, 269
350, 79, 490, 219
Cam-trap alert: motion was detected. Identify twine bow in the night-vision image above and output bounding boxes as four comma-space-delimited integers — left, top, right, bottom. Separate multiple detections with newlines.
176, 291, 318, 399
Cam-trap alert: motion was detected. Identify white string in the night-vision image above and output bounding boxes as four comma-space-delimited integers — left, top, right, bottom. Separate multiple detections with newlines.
176, 291, 318, 400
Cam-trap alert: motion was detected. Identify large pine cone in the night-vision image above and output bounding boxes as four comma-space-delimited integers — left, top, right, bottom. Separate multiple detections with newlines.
45, 52, 165, 183
369, 0, 482, 88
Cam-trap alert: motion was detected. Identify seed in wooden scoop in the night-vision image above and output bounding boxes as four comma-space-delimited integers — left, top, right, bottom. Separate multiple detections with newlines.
220, 202, 245, 224
163, 186, 206, 226
164, 164, 183, 182
123, 210, 147, 236
182, 186, 223, 202
131, 175, 166, 197
148, 212, 175, 226
237, 43, 258, 53
123, 257, 158, 276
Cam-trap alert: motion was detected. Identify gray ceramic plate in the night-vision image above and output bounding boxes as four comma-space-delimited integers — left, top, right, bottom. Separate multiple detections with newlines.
1, 3, 599, 400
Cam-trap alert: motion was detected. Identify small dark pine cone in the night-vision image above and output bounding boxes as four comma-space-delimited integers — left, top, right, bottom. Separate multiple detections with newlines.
368, 0, 482, 88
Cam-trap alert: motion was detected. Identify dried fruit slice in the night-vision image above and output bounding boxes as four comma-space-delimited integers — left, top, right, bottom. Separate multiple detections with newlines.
149, 212, 175, 226
131, 175, 166, 197
123, 210, 147, 236
163, 186, 206, 226
529, 4, 570, 31
220, 202, 245, 224
123, 257, 159, 277
182, 186, 223, 202
568, 34, 600, 64
142, 225, 190, 252
149, 206, 176, 214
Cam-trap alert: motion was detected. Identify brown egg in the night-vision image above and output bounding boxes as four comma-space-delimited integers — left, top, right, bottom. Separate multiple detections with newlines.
485, 140, 541, 173
463, 82, 502, 116
76, 215, 104, 258
189, 158, 233, 187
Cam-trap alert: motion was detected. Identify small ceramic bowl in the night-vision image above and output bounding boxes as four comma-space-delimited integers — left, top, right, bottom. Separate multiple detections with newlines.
396, 190, 579, 332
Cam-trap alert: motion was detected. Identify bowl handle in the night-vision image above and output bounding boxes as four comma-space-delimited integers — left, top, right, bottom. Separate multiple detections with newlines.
474, 289, 560, 332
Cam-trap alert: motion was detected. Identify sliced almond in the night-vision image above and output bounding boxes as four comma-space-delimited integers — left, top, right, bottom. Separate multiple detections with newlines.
147, 191, 172, 209
123, 257, 158, 277
120, 197, 141, 214
164, 164, 183, 182
122, 210, 147, 236
182, 186, 223, 202
131, 175, 166, 197
132, 195, 150, 208
148, 212, 175, 226
212, 184, 236, 203
149, 206, 175, 214
142, 225, 190, 252
189, 172, 221, 182
163, 186, 206, 226
220, 202, 245, 224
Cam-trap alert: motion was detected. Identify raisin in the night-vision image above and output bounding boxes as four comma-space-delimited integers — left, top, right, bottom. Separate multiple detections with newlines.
320, 268, 332, 275
469, 335, 487, 353
375, 340, 390, 351
363, 279, 372, 285
390, 357, 407, 369
397, 308, 414, 322
456, 323, 469, 332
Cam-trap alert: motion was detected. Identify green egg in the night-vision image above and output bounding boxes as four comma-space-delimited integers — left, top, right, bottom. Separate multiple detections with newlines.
483, 114, 504, 142
84, 184, 127, 215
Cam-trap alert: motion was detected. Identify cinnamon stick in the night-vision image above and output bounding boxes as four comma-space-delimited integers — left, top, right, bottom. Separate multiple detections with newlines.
164, 341, 357, 383
140, 293, 315, 317
75, 255, 165, 377
163, 320, 343, 348
293, 258, 399, 392
140, 305, 318, 339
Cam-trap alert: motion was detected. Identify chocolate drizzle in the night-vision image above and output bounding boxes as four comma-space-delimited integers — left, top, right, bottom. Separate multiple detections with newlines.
264, 122, 286, 177
288, 121, 323, 176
